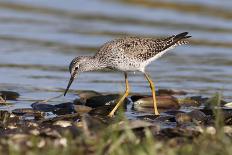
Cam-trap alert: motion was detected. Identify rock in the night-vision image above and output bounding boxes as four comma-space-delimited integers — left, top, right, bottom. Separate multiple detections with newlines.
224, 102, 232, 108
77, 90, 102, 103
130, 95, 150, 102
224, 126, 232, 137
111, 120, 155, 131
31, 102, 55, 112
178, 97, 200, 107
175, 113, 192, 124
81, 114, 107, 136
175, 110, 208, 125
85, 94, 129, 108
0, 110, 10, 122
74, 105, 92, 115
88, 105, 113, 116
40, 128, 62, 138
137, 114, 161, 121
0, 96, 6, 104
188, 110, 208, 123
53, 120, 72, 127
157, 89, 187, 96
160, 127, 201, 138
53, 102, 75, 115
133, 95, 180, 112
12, 108, 44, 119
0, 91, 20, 100
206, 126, 216, 135
39, 113, 80, 124
190, 96, 209, 105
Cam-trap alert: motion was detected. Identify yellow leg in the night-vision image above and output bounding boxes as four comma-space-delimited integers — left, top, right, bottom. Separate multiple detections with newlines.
144, 73, 160, 115
108, 72, 129, 117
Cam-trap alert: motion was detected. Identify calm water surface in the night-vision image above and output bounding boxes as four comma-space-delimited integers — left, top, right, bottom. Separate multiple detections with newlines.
0, 0, 232, 110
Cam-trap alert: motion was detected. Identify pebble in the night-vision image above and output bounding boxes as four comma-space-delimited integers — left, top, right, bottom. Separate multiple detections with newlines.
53, 120, 72, 127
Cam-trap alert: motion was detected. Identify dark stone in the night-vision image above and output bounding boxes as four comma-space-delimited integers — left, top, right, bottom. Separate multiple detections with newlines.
157, 89, 187, 96
0, 91, 20, 100
85, 94, 129, 108
188, 110, 208, 123
53, 102, 75, 115
130, 95, 150, 102
31, 102, 55, 112
88, 105, 113, 116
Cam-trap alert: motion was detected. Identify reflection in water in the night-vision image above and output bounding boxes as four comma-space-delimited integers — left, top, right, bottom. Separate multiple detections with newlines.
0, 0, 232, 111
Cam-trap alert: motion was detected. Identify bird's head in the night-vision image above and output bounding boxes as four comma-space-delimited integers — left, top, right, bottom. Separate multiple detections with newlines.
64, 56, 87, 96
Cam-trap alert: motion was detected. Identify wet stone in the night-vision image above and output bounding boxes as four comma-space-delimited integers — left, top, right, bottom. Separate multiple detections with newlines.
175, 110, 208, 125
188, 110, 208, 123
160, 127, 201, 138
81, 114, 107, 135
39, 113, 80, 124
74, 105, 92, 115
0, 91, 20, 100
175, 113, 192, 124
85, 94, 129, 108
0, 110, 11, 127
137, 114, 160, 121
40, 128, 62, 138
224, 102, 232, 108
154, 115, 176, 122
178, 97, 200, 107
164, 110, 185, 116
53, 102, 75, 115
76, 90, 102, 104
157, 89, 187, 96
112, 120, 155, 131
12, 108, 44, 119
31, 102, 55, 112
53, 120, 72, 128
189, 96, 209, 105
0, 96, 6, 104
88, 105, 113, 116
130, 95, 150, 102
133, 95, 180, 112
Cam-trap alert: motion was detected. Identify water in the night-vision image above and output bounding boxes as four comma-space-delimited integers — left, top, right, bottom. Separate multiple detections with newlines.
0, 0, 232, 110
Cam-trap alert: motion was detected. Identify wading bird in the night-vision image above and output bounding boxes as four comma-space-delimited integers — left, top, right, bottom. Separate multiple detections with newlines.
64, 32, 191, 117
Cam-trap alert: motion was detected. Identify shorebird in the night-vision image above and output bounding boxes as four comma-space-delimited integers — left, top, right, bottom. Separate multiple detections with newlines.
64, 32, 191, 117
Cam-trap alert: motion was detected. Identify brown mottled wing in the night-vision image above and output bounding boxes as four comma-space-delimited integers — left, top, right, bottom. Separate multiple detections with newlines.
119, 32, 190, 60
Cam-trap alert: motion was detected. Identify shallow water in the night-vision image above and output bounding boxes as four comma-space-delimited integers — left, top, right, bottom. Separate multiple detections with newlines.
0, 0, 232, 111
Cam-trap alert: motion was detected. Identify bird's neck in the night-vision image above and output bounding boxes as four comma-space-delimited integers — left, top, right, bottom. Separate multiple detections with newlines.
81, 56, 106, 72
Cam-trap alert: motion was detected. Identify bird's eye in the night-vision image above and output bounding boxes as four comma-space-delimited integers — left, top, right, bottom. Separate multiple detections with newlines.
74, 66, 79, 70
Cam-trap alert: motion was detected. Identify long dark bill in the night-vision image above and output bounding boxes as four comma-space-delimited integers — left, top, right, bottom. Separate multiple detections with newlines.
64, 75, 75, 96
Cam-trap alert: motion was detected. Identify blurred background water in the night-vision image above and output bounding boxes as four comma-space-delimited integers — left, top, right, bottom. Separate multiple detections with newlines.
0, 0, 232, 109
